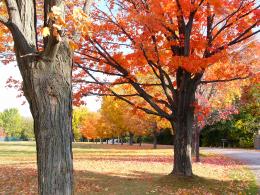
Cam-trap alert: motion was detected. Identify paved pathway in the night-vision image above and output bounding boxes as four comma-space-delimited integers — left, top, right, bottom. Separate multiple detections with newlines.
201, 148, 260, 194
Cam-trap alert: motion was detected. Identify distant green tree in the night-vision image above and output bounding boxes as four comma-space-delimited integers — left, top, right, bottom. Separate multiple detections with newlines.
201, 84, 259, 148
0, 108, 22, 137
72, 107, 89, 141
235, 83, 259, 147
20, 117, 34, 140
0, 114, 3, 127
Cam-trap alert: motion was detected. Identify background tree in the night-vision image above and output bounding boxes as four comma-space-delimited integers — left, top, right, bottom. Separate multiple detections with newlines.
100, 96, 128, 143
234, 83, 259, 147
0, 109, 34, 140
0, 108, 22, 137
192, 83, 237, 162
72, 106, 89, 141
74, 0, 259, 176
20, 117, 34, 140
100, 96, 154, 145
201, 82, 260, 148
127, 111, 171, 148
153, 117, 172, 149
95, 118, 109, 143
80, 111, 100, 141
124, 112, 150, 146
193, 42, 259, 161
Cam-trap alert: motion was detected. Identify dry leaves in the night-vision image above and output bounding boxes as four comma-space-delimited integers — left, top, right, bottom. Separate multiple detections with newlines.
0, 142, 257, 194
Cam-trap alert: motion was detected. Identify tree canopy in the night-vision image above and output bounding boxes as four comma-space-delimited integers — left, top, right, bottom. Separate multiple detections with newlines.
72, 0, 259, 176
0, 108, 34, 139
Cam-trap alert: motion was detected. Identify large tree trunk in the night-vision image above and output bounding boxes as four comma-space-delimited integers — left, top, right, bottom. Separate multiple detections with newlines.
172, 78, 196, 176
138, 136, 142, 146
112, 136, 115, 144
129, 132, 134, 146
13, 43, 74, 194
120, 136, 124, 145
3, 1, 74, 194
153, 130, 158, 149
20, 44, 74, 194
152, 122, 158, 149
192, 118, 201, 162
191, 128, 196, 154
194, 127, 200, 162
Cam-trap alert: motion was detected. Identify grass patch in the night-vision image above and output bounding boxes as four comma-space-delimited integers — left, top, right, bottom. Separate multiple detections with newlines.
0, 142, 257, 194
228, 167, 258, 195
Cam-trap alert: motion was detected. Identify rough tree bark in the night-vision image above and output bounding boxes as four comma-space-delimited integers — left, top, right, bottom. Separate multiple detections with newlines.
194, 127, 200, 162
172, 77, 196, 176
153, 130, 158, 149
152, 122, 158, 149
192, 118, 201, 162
191, 129, 196, 154
1, 0, 74, 194
29, 45, 74, 194
129, 132, 134, 146
120, 136, 124, 145
138, 136, 142, 146
112, 136, 115, 144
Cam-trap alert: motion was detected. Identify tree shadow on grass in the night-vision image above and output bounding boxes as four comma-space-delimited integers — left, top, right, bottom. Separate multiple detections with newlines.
0, 166, 255, 195
74, 169, 257, 194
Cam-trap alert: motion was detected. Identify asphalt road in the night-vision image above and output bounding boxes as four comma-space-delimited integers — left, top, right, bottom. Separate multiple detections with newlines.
202, 148, 260, 194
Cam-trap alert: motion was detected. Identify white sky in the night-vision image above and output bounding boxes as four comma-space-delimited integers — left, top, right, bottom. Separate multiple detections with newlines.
0, 63, 100, 117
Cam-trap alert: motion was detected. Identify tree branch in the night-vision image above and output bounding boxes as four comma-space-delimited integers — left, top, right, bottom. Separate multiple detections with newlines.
89, 38, 171, 116
83, 0, 94, 15
75, 63, 124, 77
102, 90, 171, 119
212, 3, 260, 42
212, 0, 245, 30
3, 0, 37, 55
86, 92, 139, 97
209, 21, 259, 56
175, 0, 186, 30
200, 76, 250, 84
79, 67, 171, 109
74, 79, 161, 87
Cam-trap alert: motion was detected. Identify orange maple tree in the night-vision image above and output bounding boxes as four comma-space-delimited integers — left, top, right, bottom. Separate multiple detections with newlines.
80, 112, 100, 139
73, 0, 260, 176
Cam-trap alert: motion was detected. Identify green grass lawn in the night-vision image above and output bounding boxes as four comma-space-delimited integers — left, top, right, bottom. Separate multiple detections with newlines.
0, 142, 258, 194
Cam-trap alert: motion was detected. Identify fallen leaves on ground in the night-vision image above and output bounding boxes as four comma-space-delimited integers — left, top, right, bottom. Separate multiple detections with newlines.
0, 142, 257, 194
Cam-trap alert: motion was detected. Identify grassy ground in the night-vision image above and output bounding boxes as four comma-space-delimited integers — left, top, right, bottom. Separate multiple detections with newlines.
0, 142, 258, 194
